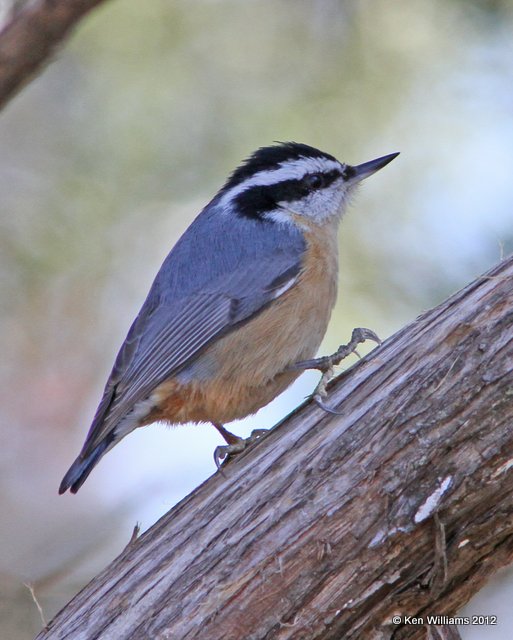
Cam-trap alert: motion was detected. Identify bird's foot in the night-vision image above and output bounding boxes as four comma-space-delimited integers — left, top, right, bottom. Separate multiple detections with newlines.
213, 428, 268, 471
290, 328, 381, 415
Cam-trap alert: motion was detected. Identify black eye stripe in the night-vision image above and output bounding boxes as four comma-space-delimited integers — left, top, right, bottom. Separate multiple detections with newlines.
303, 169, 341, 190
234, 179, 308, 219
327, 169, 342, 182
234, 169, 342, 219
342, 165, 356, 180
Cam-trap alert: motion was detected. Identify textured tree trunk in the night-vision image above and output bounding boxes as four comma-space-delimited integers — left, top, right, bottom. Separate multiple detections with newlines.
36, 255, 513, 640
0, 0, 107, 109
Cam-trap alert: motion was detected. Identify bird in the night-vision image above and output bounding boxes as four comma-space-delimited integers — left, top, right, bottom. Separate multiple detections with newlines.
59, 142, 398, 494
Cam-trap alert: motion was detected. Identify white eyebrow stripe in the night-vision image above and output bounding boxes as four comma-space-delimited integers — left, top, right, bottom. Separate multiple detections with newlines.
219, 156, 342, 207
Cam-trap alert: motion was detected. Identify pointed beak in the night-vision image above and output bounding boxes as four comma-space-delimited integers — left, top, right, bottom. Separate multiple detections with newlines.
346, 152, 400, 182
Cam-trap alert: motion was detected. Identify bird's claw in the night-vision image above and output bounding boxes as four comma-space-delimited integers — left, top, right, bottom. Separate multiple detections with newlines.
313, 393, 345, 415
351, 327, 381, 346
293, 327, 381, 415
214, 428, 268, 471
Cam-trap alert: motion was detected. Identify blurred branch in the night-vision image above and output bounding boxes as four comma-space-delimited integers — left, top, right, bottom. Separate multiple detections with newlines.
0, 0, 108, 110
36, 255, 513, 640
24, 583, 46, 629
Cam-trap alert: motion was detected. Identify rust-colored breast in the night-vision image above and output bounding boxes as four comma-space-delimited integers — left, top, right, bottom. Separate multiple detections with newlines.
146, 219, 340, 426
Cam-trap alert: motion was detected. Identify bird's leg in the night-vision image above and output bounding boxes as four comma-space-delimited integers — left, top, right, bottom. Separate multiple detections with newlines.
288, 327, 381, 414
212, 423, 242, 445
212, 423, 268, 470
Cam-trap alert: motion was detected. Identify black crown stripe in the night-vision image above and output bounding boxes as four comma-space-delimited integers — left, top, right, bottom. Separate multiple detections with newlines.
221, 142, 338, 193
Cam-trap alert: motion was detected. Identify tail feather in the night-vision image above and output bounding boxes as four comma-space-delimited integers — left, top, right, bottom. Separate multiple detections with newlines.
59, 438, 111, 494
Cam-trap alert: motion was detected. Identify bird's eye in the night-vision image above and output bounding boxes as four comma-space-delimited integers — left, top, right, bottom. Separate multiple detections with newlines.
303, 173, 325, 190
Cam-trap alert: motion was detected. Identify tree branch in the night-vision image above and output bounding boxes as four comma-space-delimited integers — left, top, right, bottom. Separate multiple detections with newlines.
37, 255, 513, 640
0, 0, 108, 110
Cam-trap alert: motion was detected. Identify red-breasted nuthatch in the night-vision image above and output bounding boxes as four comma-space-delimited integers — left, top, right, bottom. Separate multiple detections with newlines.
59, 142, 398, 494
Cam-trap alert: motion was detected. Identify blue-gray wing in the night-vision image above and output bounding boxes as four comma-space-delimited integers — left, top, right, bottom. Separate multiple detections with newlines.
80, 203, 306, 454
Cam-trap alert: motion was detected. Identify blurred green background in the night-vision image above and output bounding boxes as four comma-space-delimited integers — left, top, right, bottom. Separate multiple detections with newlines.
1, 0, 512, 637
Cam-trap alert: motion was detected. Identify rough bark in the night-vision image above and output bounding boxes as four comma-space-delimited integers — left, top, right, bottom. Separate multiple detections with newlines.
37, 256, 513, 640
0, 0, 107, 110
